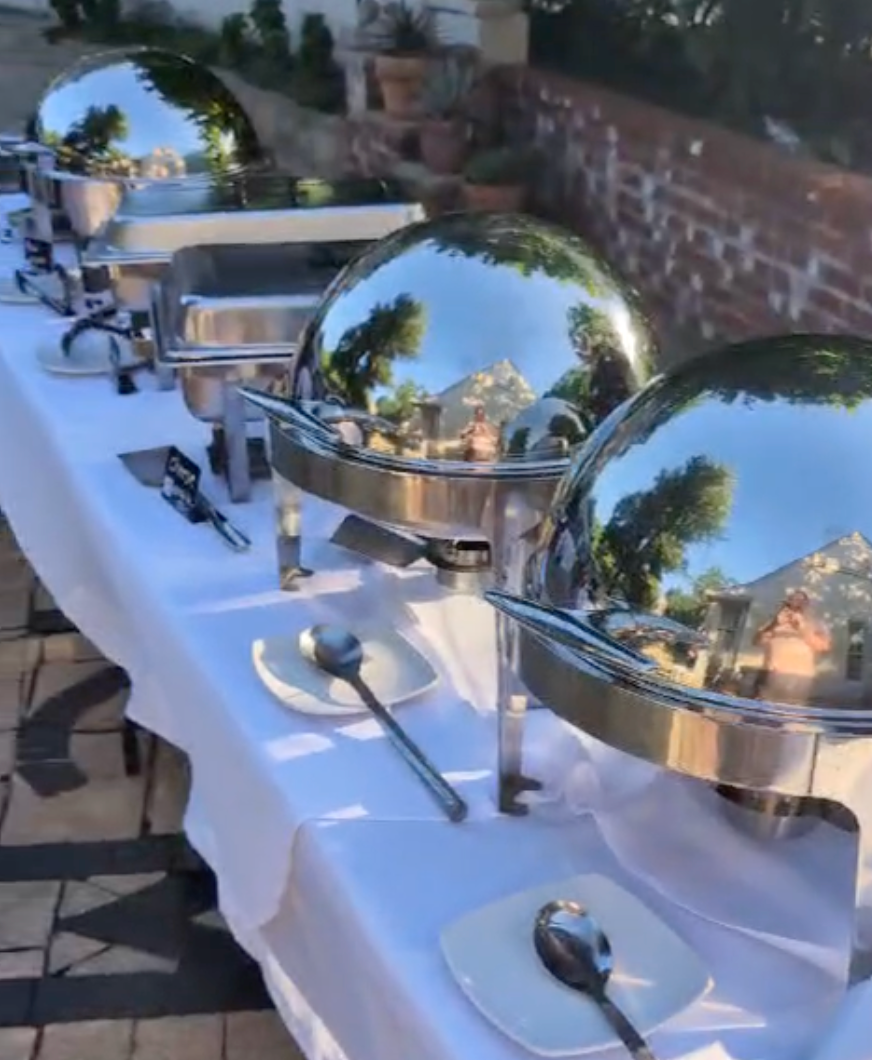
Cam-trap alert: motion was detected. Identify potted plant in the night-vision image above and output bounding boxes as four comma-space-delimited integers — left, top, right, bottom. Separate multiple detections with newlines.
419, 62, 473, 174
373, 3, 437, 119
463, 146, 534, 212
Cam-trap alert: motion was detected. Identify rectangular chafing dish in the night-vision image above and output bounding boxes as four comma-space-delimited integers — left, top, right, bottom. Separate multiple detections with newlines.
151, 239, 355, 504
84, 174, 425, 312
151, 240, 347, 365
0, 135, 23, 193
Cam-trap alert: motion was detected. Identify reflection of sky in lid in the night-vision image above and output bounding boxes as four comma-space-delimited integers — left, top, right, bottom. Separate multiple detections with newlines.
592, 395, 872, 592
40, 61, 206, 165
319, 238, 632, 403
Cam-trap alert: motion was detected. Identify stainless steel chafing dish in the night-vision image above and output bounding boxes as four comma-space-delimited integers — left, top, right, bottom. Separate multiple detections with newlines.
151, 240, 369, 502
84, 174, 425, 315
486, 332, 872, 982
241, 210, 658, 765
0, 134, 24, 193
26, 46, 265, 242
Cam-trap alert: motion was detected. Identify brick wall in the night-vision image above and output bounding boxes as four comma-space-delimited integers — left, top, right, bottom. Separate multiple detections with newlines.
495, 66, 872, 358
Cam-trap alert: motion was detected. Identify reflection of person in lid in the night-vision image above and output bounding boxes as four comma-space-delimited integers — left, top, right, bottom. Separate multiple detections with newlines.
460, 405, 500, 462
753, 590, 831, 704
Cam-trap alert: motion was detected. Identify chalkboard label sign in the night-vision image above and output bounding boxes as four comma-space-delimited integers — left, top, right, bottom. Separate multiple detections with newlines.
161, 447, 204, 523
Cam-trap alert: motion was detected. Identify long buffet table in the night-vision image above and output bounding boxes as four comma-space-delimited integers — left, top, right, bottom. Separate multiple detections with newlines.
0, 202, 868, 1060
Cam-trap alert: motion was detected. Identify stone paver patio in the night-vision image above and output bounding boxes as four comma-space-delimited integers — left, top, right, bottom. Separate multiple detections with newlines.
0, 506, 304, 1057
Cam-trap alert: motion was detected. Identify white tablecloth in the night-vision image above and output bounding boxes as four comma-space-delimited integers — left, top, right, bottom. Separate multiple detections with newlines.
0, 214, 866, 1060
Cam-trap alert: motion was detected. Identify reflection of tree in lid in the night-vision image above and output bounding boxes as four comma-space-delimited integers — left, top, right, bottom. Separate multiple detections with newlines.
324, 222, 423, 296
132, 51, 261, 177
427, 213, 619, 293
319, 294, 426, 409
568, 302, 647, 421
376, 380, 429, 424
592, 455, 735, 610
622, 334, 872, 454
504, 400, 587, 459
43, 104, 130, 176
546, 367, 590, 405
664, 566, 735, 629
540, 303, 648, 430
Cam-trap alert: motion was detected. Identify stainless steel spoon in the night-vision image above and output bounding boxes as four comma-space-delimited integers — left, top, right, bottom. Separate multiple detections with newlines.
307, 624, 468, 823
533, 900, 657, 1060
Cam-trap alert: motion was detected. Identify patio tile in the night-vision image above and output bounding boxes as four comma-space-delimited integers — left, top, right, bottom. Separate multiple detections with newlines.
42, 633, 103, 665
131, 1014, 223, 1059
59, 880, 121, 919
88, 873, 165, 898
0, 1026, 37, 1060
66, 944, 175, 977
0, 730, 15, 777
31, 582, 56, 616
0, 673, 27, 729
226, 1011, 306, 1059
144, 742, 189, 835
38, 1020, 133, 1060
0, 638, 41, 677
67, 733, 146, 783
0, 553, 31, 591
27, 663, 129, 732
1, 777, 144, 844
47, 931, 108, 975
0, 588, 29, 639
0, 948, 43, 979
0, 880, 60, 949
2, 732, 147, 843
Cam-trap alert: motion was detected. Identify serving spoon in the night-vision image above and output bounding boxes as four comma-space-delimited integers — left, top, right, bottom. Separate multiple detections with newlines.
306, 624, 468, 823
533, 899, 657, 1060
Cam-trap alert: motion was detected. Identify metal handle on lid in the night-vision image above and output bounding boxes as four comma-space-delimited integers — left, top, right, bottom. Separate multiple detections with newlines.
484, 590, 660, 675
237, 387, 340, 441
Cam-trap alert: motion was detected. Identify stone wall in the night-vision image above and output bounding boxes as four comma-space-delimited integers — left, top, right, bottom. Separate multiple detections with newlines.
494, 66, 872, 356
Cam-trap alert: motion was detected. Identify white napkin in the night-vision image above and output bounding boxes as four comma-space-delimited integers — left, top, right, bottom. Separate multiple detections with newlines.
404, 590, 498, 714
521, 710, 661, 816
809, 979, 872, 1060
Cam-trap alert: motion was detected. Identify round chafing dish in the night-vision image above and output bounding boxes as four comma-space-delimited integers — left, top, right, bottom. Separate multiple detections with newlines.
522, 332, 872, 742
487, 334, 872, 976
26, 46, 265, 237
255, 211, 658, 540
248, 213, 662, 812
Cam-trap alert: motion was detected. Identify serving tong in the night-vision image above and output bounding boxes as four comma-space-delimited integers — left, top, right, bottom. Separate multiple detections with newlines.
194, 491, 252, 552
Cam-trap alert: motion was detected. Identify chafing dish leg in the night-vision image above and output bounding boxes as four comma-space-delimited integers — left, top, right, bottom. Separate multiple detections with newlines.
222, 387, 252, 504
153, 364, 176, 391
836, 796, 872, 984
489, 491, 544, 816
271, 470, 313, 591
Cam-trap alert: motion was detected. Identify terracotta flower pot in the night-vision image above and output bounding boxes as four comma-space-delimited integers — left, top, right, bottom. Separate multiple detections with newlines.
463, 182, 525, 212
420, 118, 468, 175
374, 53, 428, 118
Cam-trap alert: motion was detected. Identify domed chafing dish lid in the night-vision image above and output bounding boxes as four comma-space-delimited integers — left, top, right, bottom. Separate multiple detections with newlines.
517, 332, 872, 730
285, 212, 658, 477
30, 47, 263, 182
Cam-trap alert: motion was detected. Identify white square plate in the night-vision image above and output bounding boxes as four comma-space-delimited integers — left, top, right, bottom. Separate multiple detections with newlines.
440, 874, 712, 1056
252, 624, 439, 716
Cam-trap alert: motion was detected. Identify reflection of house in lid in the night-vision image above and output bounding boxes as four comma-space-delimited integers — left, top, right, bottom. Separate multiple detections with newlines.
702, 532, 872, 707
409, 359, 536, 451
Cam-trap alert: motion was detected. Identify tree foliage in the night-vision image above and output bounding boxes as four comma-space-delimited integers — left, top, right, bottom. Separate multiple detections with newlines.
531, 0, 872, 171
